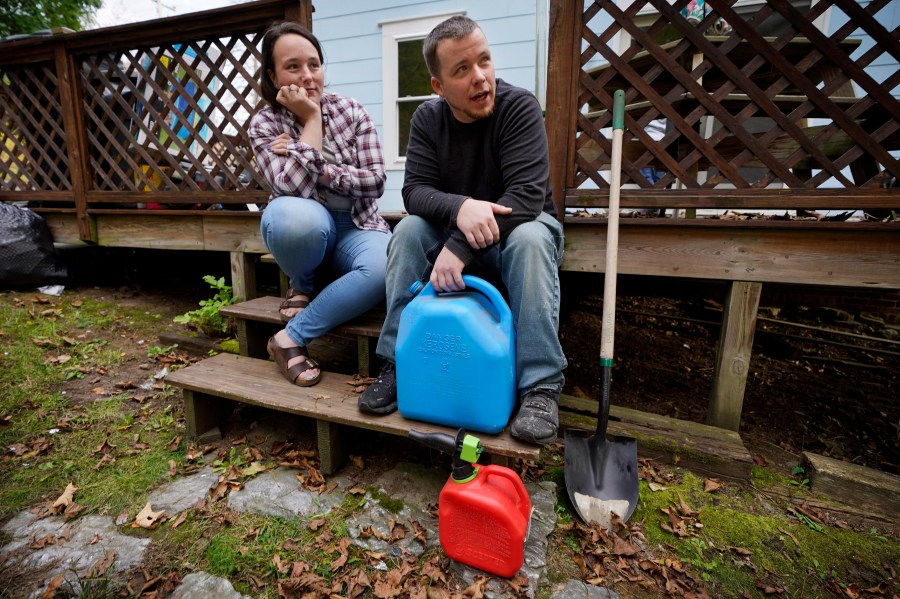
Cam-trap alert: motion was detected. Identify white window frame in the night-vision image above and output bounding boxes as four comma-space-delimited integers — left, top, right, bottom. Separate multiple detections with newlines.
379, 12, 463, 169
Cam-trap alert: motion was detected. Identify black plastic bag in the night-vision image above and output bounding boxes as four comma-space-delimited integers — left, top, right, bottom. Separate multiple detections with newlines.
0, 204, 67, 289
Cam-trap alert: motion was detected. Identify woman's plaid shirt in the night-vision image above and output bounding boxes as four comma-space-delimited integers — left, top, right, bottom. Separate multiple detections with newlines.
249, 93, 389, 232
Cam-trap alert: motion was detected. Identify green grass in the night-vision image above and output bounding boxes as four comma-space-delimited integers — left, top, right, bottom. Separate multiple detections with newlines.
0, 292, 186, 520
633, 472, 900, 598
147, 493, 379, 598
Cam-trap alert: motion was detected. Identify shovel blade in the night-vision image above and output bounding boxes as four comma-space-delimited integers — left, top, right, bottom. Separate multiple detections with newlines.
564, 430, 639, 528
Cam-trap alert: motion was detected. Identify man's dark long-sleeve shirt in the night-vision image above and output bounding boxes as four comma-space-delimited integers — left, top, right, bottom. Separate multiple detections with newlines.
401, 79, 555, 265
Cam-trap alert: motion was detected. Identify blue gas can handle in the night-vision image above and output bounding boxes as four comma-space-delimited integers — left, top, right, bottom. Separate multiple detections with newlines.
408, 275, 512, 328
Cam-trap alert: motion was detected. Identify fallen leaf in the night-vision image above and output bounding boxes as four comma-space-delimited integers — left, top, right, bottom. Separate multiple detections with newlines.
389, 518, 407, 541
612, 534, 640, 556
168, 436, 182, 451
170, 512, 187, 529
778, 528, 800, 547
411, 520, 428, 544
51, 483, 78, 514
95, 437, 116, 455
132, 503, 165, 529
704, 478, 722, 493
349, 455, 364, 469
63, 502, 84, 521
84, 549, 117, 578
240, 461, 268, 478
308, 518, 327, 531
40, 573, 66, 599
169, 460, 178, 477
373, 569, 404, 598
272, 552, 289, 574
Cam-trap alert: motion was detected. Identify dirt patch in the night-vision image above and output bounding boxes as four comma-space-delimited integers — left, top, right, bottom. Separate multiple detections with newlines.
558, 278, 900, 476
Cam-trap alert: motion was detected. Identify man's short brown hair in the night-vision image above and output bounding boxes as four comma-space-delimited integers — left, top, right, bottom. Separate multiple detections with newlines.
422, 15, 481, 79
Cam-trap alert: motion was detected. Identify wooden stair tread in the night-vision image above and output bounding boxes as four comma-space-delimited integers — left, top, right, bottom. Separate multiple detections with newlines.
166, 353, 540, 461
221, 296, 385, 336
558, 394, 753, 478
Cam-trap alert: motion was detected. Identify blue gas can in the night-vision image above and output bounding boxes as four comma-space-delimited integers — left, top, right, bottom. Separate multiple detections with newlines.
396, 275, 516, 434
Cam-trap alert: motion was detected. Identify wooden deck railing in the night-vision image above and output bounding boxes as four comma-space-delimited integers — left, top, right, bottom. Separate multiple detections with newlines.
545, 0, 900, 216
0, 0, 312, 242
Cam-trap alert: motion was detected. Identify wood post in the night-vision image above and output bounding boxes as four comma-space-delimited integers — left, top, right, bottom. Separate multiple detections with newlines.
230, 251, 257, 302
183, 390, 235, 438
317, 420, 346, 475
707, 280, 762, 431
545, 0, 581, 220
54, 45, 94, 242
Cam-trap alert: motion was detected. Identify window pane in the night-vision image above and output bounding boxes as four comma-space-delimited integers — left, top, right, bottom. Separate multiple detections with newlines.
398, 39, 432, 97
398, 99, 426, 156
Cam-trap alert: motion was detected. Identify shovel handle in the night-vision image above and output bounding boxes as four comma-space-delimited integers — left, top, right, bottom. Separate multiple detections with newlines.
598, 90, 625, 436
601, 90, 624, 363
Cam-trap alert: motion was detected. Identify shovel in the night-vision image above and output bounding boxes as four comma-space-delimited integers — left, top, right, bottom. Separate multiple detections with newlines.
564, 89, 639, 528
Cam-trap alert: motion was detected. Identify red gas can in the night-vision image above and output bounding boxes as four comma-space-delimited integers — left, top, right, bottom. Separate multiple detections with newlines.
438, 464, 533, 577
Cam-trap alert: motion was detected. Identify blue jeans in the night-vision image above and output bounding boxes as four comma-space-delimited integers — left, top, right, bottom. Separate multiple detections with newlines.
260, 196, 391, 347
376, 212, 567, 394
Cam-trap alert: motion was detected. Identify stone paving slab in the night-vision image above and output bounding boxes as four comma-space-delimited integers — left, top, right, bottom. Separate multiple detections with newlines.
147, 466, 218, 514
226, 467, 350, 519
168, 571, 252, 599
1, 512, 150, 598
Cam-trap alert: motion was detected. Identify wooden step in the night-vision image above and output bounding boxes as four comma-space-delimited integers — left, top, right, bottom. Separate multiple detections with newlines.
166, 353, 540, 474
221, 295, 384, 337
221, 296, 385, 375
559, 394, 754, 479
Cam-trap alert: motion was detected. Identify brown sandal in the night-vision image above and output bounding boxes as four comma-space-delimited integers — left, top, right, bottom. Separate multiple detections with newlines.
267, 336, 321, 387
279, 287, 310, 323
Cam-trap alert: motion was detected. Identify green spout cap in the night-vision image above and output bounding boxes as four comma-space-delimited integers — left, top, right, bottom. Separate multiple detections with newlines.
460, 434, 482, 464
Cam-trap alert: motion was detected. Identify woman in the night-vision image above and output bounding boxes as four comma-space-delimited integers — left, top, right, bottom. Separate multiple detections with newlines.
250, 21, 390, 387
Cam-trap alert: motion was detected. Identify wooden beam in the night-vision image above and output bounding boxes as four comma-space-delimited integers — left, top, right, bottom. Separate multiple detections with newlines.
803, 452, 900, 522
707, 281, 761, 431
562, 221, 900, 288
54, 46, 93, 242
545, 0, 581, 219
559, 394, 754, 479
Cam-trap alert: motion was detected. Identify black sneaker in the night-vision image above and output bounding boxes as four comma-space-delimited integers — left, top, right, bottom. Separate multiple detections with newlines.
509, 388, 559, 445
358, 361, 398, 415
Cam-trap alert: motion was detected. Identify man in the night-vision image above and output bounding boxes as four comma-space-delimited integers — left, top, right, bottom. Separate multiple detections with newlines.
358, 15, 566, 445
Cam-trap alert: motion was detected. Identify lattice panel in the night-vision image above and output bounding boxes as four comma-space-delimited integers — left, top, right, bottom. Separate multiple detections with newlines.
0, 63, 71, 192
79, 33, 268, 199
575, 0, 900, 192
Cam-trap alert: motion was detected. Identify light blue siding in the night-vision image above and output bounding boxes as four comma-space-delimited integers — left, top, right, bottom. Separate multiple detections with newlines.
828, 0, 900, 96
